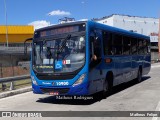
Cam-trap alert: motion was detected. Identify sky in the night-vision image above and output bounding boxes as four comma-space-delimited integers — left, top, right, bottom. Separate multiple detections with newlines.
0, 0, 160, 29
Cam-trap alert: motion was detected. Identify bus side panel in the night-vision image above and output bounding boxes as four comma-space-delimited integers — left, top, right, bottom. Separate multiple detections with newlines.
142, 54, 151, 75
112, 56, 124, 86
88, 68, 105, 95
121, 56, 132, 83
88, 57, 115, 94
132, 55, 140, 79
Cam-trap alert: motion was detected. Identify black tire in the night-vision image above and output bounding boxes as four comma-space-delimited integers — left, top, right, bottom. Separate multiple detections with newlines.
136, 69, 142, 83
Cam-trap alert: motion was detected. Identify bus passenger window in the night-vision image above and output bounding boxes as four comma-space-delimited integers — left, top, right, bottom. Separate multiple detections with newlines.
112, 34, 122, 55
89, 32, 102, 69
94, 37, 101, 58
146, 40, 151, 54
131, 38, 138, 54
123, 36, 131, 55
89, 36, 95, 59
103, 31, 113, 55
90, 30, 102, 61
143, 40, 150, 54
138, 39, 144, 54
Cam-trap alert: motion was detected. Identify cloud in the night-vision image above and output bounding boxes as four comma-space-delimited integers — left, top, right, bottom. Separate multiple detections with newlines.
28, 20, 51, 30
81, 1, 85, 4
47, 10, 71, 16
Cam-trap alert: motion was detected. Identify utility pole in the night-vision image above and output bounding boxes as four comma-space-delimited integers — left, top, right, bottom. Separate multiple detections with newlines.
4, 0, 9, 48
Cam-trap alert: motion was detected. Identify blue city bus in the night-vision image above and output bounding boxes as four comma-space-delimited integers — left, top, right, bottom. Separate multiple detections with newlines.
27, 20, 151, 96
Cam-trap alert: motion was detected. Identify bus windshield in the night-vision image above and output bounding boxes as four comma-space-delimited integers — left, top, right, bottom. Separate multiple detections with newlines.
33, 35, 86, 74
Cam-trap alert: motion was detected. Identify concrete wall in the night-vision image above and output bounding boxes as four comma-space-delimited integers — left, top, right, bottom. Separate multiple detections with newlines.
0, 54, 30, 77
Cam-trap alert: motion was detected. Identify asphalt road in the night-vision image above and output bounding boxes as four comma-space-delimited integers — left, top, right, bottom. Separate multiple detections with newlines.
1, 63, 160, 120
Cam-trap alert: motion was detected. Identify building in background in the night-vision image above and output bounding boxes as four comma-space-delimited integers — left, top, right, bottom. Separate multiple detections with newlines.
94, 14, 159, 61
0, 25, 34, 46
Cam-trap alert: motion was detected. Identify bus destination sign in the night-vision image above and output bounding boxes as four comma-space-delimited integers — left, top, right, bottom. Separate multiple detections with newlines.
40, 26, 79, 37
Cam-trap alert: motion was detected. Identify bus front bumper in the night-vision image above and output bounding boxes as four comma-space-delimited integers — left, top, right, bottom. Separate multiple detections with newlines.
32, 82, 89, 96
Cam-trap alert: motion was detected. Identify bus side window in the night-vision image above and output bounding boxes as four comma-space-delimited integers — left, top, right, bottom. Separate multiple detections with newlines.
138, 39, 144, 54
103, 31, 113, 55
112, 34, 122, 55
147, 40, 151, 54
89, 36, 94, 58
123, 36, 131, 55
89, 31, 102, 69
90, 30, 102, 60
131, 38, 138, 55
144, 39, 150, 54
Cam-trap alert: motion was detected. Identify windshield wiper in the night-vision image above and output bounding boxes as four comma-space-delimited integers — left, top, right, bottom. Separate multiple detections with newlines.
56, 34, 71, 60
59, 34, 71, 52
46, 47, 52, 59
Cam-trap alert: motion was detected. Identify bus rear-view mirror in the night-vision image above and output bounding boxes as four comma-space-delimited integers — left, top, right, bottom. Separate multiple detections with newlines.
24, 38, 33, 55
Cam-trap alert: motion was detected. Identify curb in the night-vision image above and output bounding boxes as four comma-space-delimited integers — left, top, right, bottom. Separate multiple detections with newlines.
0, 86, 32, 99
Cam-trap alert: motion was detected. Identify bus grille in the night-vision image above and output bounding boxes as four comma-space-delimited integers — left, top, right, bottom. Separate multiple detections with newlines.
40, 88, 69, 95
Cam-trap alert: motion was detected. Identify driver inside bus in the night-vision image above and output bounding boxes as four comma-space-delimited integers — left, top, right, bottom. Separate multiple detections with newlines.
90, 36, 101, 69
91, 37, 101, 61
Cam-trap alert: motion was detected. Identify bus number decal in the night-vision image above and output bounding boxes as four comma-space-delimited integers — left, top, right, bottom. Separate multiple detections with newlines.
56, 82, 69, 86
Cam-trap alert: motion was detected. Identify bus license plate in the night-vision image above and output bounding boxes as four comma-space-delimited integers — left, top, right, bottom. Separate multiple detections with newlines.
49, 91, 59, 95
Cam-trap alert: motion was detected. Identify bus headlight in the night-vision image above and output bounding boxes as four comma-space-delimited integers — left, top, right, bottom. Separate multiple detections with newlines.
31, 76, 38, 85
73, 73, 86, 86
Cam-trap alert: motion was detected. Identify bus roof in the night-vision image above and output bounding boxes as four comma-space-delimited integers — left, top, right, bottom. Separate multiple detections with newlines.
88, 21, 149, 40
35, 20, 149, 40
35, 21, 87, 32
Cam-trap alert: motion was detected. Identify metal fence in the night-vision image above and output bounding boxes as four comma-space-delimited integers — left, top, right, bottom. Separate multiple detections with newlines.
0, 75, 31, 91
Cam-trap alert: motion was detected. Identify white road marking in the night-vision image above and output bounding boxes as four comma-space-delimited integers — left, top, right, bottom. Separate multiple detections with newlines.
152, 101, 160, 120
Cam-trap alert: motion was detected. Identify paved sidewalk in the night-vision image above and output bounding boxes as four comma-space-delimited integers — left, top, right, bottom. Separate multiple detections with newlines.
0, 86, 32, 99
